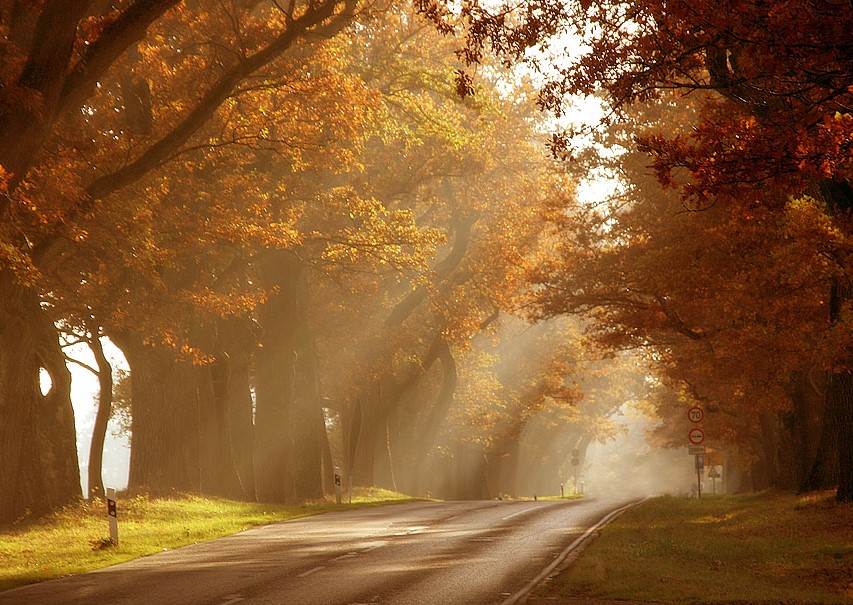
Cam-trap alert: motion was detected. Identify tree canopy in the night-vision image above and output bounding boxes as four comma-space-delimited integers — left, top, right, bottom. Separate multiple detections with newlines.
1, 0, 851, 522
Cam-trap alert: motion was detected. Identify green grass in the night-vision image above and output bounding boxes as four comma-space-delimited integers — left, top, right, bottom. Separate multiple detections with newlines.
537, 494, 584, 502
539, 490, 853, 604
0, 487, 420, 592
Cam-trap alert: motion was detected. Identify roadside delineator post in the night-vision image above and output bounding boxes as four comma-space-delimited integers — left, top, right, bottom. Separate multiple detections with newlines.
106, 487, 119, 545
334, 467, 342, 505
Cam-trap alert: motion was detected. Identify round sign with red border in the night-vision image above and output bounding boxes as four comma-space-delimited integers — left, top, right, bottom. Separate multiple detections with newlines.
688, 406, 704, 423
688, 427, 705, 445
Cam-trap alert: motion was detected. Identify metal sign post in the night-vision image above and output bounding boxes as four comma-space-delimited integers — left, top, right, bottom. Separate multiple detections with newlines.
687, 407, 705, 499
695, 455, 704, 498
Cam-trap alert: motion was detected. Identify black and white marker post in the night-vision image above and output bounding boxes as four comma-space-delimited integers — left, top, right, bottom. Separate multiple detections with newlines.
334, 466, 342, 505
106, 487, 119, 545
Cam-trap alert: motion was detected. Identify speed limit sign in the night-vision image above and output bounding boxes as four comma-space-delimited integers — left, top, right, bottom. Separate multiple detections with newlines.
688, 406, 704, 423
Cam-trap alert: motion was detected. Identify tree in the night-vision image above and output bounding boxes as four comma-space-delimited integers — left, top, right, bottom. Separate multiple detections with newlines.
424, 0, 853, 500
0, 0, 370, 523
287, 2, 579, 499
528, 92, 843, 492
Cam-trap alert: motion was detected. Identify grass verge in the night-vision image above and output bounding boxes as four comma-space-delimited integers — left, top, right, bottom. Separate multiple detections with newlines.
537, 490, 852, 604
0, 487, 419, 592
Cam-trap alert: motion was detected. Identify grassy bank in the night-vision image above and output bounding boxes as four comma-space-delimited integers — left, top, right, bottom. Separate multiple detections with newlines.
0, 487, 418, 592
538, 490, 852, 604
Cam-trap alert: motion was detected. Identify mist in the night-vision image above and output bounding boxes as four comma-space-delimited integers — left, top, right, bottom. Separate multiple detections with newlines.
580, 406, 694, 499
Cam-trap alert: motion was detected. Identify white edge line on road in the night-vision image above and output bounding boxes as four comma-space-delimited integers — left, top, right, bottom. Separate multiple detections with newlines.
501, 507, 533, 521
500, 497, 652, 605
297, 565, 326, 578
219, 598, 244, 605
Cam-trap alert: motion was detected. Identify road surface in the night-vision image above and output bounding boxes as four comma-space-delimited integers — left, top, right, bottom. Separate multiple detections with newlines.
0, 497, 638, 605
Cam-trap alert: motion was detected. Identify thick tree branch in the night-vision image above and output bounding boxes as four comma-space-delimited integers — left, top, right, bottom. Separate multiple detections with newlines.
85, 0, 355, 203
385, 180, 478, 327
33, 0, 358, 265
0, 1, 90, 199
58, 0, 182, 119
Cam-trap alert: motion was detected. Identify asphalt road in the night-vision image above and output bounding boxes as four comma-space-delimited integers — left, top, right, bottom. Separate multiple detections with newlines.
0, 497, 638, 605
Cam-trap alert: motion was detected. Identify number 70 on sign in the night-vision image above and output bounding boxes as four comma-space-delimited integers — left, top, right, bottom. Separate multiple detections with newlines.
688, 407, 704, 423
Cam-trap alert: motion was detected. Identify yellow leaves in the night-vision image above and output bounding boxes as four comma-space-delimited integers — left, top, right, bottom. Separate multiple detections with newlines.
0, 242, 40, 288
313, 188, 443, 273
180, 287, 268, 318
784, 196, 845, 246
208, 200, 304, 249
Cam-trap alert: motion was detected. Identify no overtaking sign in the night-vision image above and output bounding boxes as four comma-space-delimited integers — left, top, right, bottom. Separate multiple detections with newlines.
688, 427, 705, 445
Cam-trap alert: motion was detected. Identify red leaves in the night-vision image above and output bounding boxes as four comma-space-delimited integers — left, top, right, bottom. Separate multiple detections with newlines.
455, 69, 475, 98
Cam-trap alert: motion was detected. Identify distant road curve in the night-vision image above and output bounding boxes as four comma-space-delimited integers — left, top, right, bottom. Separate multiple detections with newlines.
0, 496, 641, 605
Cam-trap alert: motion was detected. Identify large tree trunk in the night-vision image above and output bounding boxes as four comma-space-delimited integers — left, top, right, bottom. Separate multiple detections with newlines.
757, 412, 783, 489
483, 438, 519, 499
834, 371, 853, 501
118, 331, 247, 498
349, 399, 378, 488
350, 382, 389, 488
254, 252, 324, 503
291, 284, 325, 501
411, 339, 457, 495
120, 338, 200, 494
0, 276, 81, 523
782, 370, 825, 491
804, 180, 853, 503
801, 371, 844, 493
197, 350, 245, 500
218, 317, 257, 500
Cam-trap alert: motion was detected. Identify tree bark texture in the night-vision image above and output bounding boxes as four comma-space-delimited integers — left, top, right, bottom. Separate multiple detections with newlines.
121, 339, 200, 494
410, 338, 457, 495
197, 351, 245, 499
0, 276, 81, 523
798, 180, 853, 500
484, 438, 520, 499
118, 269, 249, 499
781, 370, 825, 491
218, 317, 257, 500
833, 370, 853, 501
801, 369, 844, 493
254, 252, 324, 503
119, 334, 247, 498
349, 404, 377, 488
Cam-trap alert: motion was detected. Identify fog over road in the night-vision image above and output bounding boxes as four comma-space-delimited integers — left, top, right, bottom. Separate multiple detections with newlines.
0, 497, 639, 605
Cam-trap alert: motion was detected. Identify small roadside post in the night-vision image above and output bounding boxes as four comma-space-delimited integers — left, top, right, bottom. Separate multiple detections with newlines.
695, 454, 705, 498
106, 487, 119, 545
334, 466, 342, 504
